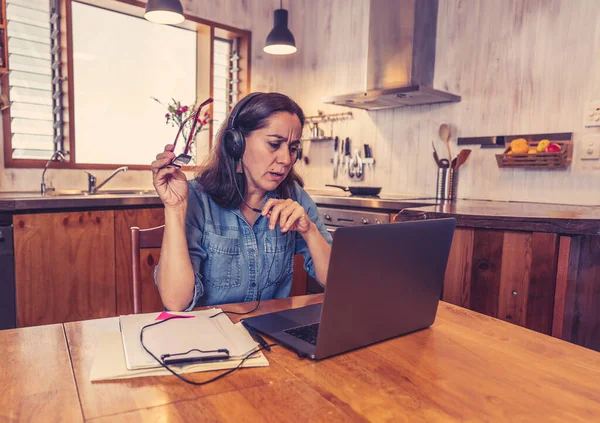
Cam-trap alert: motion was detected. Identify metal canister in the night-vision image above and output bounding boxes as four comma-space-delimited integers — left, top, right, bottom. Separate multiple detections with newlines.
436, 167, 446, 200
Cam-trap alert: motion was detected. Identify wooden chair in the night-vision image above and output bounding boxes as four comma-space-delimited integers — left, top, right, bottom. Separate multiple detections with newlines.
130, 225, 164, 314
131, 225, 311, 313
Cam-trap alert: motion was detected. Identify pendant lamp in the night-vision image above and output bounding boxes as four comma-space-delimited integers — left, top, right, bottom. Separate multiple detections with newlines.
144, 0, 184, 25
264, 0, 297, 55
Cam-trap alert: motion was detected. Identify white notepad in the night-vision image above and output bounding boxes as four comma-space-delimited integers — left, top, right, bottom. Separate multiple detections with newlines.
90, 324, 268, 382
119, 309, 258, 370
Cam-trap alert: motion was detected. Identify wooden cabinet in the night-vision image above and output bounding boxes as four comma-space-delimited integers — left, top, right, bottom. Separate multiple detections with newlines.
13, 211, 116, 327
553, 235, 600, 352
444, 228, 559, 335
11, 205, 314, 327
115, 208, 165, 315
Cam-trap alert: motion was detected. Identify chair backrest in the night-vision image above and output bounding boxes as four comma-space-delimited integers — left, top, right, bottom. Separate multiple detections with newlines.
130, 225, 165, 314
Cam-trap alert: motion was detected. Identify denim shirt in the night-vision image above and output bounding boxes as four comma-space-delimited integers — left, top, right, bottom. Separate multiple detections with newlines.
156, 179, 332, 310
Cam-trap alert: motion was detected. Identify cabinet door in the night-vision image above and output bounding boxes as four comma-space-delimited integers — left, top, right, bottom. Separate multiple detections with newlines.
115, 208, 165, 315
443, 228, 559, 335
13, 211, 115, 327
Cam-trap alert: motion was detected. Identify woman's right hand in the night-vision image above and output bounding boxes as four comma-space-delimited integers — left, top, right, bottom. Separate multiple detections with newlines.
151, 144, 189, 209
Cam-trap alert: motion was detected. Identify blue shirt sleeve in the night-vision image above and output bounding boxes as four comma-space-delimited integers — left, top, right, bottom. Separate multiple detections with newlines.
182, 182, 208, 310
293, 184, 333, 283
154, 181, 207, 311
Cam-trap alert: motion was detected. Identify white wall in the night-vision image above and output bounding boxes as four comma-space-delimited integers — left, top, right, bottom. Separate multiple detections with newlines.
1, 0, 599, 205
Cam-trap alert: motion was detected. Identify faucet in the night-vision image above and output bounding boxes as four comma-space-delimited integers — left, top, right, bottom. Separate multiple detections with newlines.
41, 150, 68, 195
86, 166, 128, 194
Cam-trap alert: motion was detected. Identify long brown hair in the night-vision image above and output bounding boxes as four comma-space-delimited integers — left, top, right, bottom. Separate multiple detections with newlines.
195, 92, 305, 208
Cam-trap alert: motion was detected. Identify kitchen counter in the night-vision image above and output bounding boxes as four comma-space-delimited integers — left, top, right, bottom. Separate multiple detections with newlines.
0, 189, 438, 213
0, 191, 163, 213
1, 189, 599, 235
409, 199, 600, 235
308, 190, 438, 211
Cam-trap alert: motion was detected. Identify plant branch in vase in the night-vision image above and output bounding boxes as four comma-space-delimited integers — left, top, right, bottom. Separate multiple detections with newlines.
152, 97, 212, 166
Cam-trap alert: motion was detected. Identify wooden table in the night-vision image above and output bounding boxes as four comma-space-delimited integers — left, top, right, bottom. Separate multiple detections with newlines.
3, 295, 600, 422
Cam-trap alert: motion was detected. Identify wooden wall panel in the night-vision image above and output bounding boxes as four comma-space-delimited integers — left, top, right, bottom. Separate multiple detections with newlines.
13, 211, 115, 327
568, 235, 600, 351
115, 208, 165, 315
469, 230, 504, 317
553, 235, 581, 339
498, 232, 532, 327
443, 227, 474, 307
526, 232, 559, 334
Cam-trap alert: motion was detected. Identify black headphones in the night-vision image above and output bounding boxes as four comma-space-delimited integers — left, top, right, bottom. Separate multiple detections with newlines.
224, 92, 302, 163
224, 93, 261, 161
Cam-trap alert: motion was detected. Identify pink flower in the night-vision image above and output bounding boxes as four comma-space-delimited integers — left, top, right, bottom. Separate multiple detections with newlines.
181, 105, 188, 113
175, 109, 182, 115
164, 113, 170, 119
204, 111, 210, 117
202, 119, 208, 125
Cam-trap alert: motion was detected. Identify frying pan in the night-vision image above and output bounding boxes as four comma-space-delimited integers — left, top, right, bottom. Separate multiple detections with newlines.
325, 184, 382, 196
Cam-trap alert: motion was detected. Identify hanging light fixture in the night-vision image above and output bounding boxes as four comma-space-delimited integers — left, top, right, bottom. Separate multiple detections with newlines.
264, 0, 297, 55
144, 0, 184, 25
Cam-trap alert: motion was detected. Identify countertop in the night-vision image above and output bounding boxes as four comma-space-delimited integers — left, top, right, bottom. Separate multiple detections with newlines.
0, 190, 163, 212
410, 199, 600, 235
0, 189, 599, 235
0, 189, 437, 213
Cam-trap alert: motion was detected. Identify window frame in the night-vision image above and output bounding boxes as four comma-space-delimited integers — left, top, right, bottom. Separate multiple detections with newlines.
2, 0, 251, 170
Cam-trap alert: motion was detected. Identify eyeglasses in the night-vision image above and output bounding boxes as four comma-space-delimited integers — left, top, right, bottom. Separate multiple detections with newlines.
163, 97, 213, 169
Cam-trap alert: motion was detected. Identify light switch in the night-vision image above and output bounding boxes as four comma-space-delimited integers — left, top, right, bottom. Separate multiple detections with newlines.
584, 101, 600, 127
580, 135, 600, 160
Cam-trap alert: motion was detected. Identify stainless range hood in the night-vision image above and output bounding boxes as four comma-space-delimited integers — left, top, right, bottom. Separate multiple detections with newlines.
322, 0, 460, 111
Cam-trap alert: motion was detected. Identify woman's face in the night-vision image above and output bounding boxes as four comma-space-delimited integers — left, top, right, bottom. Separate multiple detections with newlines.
241, 112, 302, 195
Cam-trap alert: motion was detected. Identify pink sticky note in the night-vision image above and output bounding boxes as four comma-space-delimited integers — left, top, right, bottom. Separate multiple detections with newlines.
155, 311, 195, 321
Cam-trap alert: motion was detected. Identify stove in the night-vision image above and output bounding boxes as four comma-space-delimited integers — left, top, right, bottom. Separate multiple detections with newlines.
319, 206, 391, 234
307, 189, 435, 232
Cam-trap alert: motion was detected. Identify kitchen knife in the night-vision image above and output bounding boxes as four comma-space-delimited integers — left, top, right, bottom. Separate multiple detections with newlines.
333, 136, 339, 179
364, 144, 373, 171
343, 137, 351, 176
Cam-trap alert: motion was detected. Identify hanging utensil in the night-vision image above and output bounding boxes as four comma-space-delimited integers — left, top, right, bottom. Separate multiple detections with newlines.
364, 144, 374, 171
349, 148, 363, 179
333, 136, 340, 179
432, 141, 442, 167
454, 149, 472, 169
343, 137, 351, 176
439, 124, 452, 161
303, 139, 311, 165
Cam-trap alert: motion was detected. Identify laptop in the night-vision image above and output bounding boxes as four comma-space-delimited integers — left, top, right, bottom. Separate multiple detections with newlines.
242, 218, 456, 360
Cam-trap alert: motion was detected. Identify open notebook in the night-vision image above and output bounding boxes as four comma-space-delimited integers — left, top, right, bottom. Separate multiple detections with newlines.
119, 309, 259, 370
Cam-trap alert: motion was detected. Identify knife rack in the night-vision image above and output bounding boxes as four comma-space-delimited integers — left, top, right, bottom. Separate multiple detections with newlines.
302, 111, 353, 141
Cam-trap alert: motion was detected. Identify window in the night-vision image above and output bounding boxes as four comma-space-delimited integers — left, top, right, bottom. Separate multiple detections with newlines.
6, 0, 53, 160
2, 0, 251, 169
212, 37, 240, 131
71, 1, 196, 165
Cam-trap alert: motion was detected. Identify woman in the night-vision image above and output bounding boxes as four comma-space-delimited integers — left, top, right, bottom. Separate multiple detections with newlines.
152, 92, 332, 311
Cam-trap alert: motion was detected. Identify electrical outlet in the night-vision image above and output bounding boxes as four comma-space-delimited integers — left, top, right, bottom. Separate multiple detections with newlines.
580, 135, 600, 160
584, 101, 600, 127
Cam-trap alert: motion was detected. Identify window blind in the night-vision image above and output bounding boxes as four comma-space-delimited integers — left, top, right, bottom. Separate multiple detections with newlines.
6, 0, 54, 160
212, 37, 239, 130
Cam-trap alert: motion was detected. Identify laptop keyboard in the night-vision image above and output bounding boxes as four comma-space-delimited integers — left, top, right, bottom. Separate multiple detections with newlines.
284, 323, 320, 345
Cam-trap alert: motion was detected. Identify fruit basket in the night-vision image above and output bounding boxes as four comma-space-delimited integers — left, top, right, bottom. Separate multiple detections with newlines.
495, 136, 572, 169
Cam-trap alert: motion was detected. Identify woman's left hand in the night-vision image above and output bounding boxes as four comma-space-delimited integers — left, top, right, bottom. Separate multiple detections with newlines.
262, 199, 315, 235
